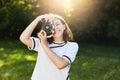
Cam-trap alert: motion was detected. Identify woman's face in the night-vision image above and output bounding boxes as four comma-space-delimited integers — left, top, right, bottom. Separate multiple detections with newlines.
53, 18, 65, 38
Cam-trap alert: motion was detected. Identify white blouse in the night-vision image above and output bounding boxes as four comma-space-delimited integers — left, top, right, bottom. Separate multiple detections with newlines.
28, 37, 79, 80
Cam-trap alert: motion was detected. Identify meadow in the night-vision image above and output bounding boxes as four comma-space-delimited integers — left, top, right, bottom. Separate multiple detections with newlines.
0, 40, 120, 80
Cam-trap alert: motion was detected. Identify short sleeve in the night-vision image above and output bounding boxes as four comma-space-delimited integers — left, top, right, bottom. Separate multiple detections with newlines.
62, 42, 79, 63
28, 37, 42, 52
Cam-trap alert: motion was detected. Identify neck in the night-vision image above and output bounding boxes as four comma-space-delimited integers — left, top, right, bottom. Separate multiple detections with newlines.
53, 38, 64, 43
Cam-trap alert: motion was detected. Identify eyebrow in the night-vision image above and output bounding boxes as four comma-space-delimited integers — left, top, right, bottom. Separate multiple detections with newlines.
54, 21, 60, 24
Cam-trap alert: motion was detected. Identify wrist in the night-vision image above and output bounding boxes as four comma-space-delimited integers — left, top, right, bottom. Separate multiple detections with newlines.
37, 15, 44, 21
35, 17, 41, 22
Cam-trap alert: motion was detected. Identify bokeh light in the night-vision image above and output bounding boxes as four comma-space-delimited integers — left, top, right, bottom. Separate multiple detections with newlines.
35, 0, 104, 35
56, 0, 73, 17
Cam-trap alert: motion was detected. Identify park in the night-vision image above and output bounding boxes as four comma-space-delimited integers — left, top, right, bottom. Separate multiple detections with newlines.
0, 0, 120, 80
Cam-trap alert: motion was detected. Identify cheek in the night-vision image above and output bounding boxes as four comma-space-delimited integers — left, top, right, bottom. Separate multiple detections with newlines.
60, 25, 65, 29
61, 25, 66, 31
63, 25, 66, 30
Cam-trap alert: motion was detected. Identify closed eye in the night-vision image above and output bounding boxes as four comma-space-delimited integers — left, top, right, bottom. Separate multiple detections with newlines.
55, 23, 60, 26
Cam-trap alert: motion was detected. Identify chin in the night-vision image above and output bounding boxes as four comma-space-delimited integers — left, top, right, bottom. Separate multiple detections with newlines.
53, 34, 62, 38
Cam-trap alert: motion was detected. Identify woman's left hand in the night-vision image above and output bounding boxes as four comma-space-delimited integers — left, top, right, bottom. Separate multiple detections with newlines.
37, 30, 48, 46
37, 30, 53, 46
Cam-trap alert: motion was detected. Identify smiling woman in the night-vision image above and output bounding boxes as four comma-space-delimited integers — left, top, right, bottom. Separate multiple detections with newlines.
20, 13, 79, 80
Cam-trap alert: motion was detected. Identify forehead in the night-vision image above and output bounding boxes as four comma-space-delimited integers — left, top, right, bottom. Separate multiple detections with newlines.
53, 18, 62, 24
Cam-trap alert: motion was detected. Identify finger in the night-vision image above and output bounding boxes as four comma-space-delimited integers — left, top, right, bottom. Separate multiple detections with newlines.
41, 30, 47, 37
47, 34, 53, 38
38, 31, 43, 37
39, 30, 44, 36
37, 33, 42, 39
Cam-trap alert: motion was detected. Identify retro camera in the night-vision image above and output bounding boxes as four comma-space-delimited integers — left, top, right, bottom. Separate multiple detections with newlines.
41, 18, 54, 36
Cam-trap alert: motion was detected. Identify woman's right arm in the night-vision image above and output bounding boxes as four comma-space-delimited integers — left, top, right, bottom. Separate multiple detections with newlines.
19, 16, 43, 48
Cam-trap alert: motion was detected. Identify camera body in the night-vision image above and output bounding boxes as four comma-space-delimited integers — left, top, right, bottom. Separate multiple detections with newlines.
41, 18, 54, 36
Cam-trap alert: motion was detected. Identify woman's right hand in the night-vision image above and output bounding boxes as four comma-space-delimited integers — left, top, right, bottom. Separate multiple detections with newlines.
36, 14, 48, 21
19, 14, 48, 48
37, 14, 54, 23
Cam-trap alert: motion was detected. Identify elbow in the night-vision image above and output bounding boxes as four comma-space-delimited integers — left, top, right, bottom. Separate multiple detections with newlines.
57, 66, 64, 70
19, 35, 27, 44
56, 59, 70, 70
19, 35, 22, 41
19, 35, 24, 42
56, 64, 67, 70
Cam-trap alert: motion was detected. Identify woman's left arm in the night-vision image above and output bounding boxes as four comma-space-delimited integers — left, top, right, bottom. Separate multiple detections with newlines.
38, 30, 70, 69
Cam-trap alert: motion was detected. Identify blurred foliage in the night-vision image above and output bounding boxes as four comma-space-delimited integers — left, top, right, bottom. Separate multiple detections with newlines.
0, 0, 120, 43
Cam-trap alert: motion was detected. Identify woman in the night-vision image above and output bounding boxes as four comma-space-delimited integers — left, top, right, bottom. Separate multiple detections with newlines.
20, 13, 79, 80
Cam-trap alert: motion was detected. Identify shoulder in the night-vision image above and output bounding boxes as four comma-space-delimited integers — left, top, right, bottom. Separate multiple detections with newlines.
67, 41, 79, 48
67, 41, 79, 46
29, 37, 42, 51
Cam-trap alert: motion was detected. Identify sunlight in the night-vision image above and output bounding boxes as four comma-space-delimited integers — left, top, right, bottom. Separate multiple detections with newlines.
56, 0, 73, 17
9, 53, 22, 60
25, 55, 36, 61
35, 0, 102, 31
36, 0, 74, 17
2, 72, 11, 79
0, 48, 4, 51
0, 60, 4, 68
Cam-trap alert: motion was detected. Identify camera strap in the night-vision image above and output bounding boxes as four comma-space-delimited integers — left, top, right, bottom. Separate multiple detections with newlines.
49, 42, 67, 48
